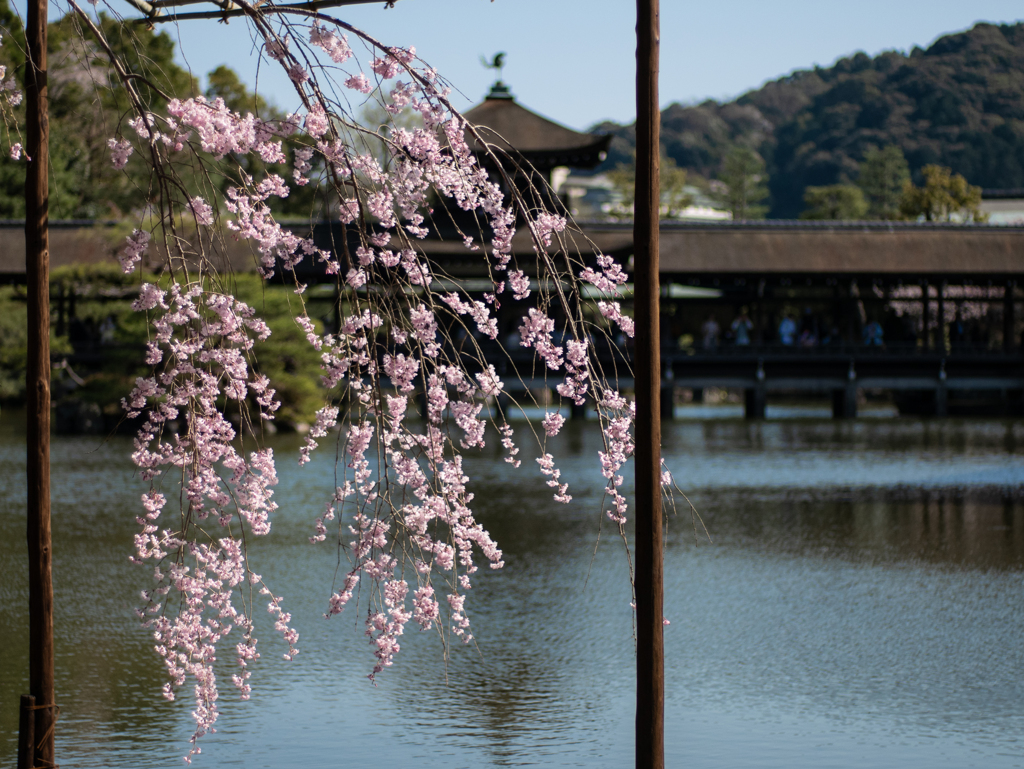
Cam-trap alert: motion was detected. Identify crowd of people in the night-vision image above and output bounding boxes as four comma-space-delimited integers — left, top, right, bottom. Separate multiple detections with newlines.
688, 304, 1013, 352
697, 307, 852, 350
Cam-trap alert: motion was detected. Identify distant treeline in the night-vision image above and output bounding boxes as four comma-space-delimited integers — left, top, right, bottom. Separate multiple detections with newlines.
592, 22, 1024, 218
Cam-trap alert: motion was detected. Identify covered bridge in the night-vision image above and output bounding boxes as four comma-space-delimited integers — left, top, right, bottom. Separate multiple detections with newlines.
2, 219, 1022, 418
598, 220, 1024, 418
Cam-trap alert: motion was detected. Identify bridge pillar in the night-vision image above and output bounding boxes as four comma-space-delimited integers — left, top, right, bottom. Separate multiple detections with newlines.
570, 399, 587, 421
496, 390, 511, 418
1008, 389, 1024, 417
660, 379, 675, 420
744, 385, 766, 420
936, 282, 946, 353
660, 386, 675, 419
1005, 282, 1016, 353
831, 386, 857, 419
935, 360, 948, 417
922, 279, 931, 351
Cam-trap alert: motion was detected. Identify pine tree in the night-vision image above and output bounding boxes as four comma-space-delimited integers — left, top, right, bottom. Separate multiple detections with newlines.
857, 145, 910, 220
719, 146, 768, 220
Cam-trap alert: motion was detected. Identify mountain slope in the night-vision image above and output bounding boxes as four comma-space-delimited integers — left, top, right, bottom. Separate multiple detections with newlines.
592, 22, 1024, 218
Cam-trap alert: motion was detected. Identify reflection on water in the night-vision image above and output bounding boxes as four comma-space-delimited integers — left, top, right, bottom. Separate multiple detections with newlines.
1, 412, 1023, 768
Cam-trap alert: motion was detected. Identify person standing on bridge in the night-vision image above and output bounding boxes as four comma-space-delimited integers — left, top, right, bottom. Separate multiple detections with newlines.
702, 313, 721, 350
863, 319, 884, 346
731, 309, 753, 346
778, 313, 798, 346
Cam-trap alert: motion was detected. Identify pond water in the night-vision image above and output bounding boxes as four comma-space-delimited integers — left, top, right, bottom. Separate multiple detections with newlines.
2, 410, 1024, 768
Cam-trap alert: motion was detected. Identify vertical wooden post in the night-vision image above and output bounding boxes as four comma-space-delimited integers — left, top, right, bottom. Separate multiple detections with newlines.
634, 1, 663, 768
1005, 281, 1015, 353
17, 694, 35, 769
846, 280, 856, 348
936, 281, 945, 354
922, 280, 930, 352
25, 0, 55, 764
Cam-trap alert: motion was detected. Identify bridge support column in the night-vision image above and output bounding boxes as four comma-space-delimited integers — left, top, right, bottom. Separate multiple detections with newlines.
744, 385, 766, 420
937, 282, 946, 353
832, 385, 857, 419
570, 399, 587, 421
1005, 282, 1016, 353
934, 386, 948, 417
660, 377, 675, 420
922, 280, 931, 351
1008, 389, 1024, 417
496, 390, 510, 418
934, 361, 948, 417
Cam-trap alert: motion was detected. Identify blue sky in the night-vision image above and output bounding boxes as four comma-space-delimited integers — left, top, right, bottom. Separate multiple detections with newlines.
28, 0, 1024, 128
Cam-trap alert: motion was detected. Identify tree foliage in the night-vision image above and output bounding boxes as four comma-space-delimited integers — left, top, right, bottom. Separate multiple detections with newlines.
0, 10, 684, 762
899, 164, 986, 222
594, 21, 1024, 217
606, 154, 693, 219
857, 145, 910, 220
717, 146, 768, 220
800, 184, 868, 220
0, 5, 198, 217
0, 6, 323, 219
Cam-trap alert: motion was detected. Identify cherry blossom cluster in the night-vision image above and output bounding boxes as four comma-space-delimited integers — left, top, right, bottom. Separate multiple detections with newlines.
580, 253, 629, 293
0, 34, 24, 160
598, 300, 636, 338
122, 274, 293, 759
596, 393, 636, 524
79, 10, 659, 759
306, 305, 512, 677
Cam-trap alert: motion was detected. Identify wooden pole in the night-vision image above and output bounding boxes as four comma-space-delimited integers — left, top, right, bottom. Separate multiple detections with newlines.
922, 280, 930, 352
17, 694, 35, 769
634, 1, 663, 767
1005, 281, 1015, 353
25, 0, 55, 763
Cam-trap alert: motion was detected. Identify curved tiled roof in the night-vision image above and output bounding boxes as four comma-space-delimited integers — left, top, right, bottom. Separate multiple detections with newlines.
462, 86, 610, 171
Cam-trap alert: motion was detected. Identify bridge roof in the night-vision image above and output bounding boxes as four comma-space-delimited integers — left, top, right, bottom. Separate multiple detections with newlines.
581, 221, 1024, 276
0, 220, 275, 281
4, 220, 1024, 282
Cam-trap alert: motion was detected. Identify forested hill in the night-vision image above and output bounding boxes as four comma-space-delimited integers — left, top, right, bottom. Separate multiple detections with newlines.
592, 22, 1024, 218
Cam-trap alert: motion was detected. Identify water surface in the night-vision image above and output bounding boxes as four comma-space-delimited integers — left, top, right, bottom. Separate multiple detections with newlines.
1, 412, 1023, 767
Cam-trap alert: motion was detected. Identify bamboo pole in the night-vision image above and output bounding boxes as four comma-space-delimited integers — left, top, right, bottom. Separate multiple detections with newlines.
633, 1, 663, 768
24, 0, 55, 762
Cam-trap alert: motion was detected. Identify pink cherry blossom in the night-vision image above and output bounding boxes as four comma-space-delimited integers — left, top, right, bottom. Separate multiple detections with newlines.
121, 230, 151, 274
107, 137, 133, 168
75, 17, 682, 759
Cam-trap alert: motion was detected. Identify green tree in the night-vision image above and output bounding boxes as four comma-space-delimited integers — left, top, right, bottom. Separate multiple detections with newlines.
718, 146, 769, 220
607, 155, 694, 220
857, 145, 910, 220
606, 163, 635, 219
0, 8, 199, 218
89, 12, 197, 112
900, 164, 987, 222
659, 159, 694, 219
800, 184, 868, 220
206, 64, 269, 115
0, 11, 319, 221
